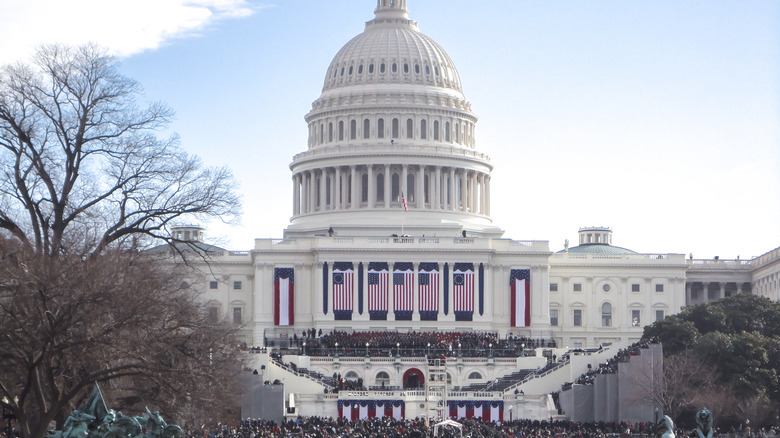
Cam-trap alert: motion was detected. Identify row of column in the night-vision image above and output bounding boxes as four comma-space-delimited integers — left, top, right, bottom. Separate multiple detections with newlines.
292, 164, 490, 217
685, 281, 747, 303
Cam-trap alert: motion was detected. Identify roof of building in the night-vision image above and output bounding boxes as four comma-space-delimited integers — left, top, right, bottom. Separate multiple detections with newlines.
561, 243, 637, 255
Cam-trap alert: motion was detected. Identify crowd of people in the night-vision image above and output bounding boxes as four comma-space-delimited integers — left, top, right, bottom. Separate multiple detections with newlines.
189, 416, 681, 438
295, 330, 556, 358
560, 339, 659, 391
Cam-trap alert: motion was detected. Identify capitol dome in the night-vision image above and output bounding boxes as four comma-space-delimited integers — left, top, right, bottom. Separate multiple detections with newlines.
322, 1, 463, 93
286, 0, 501, 239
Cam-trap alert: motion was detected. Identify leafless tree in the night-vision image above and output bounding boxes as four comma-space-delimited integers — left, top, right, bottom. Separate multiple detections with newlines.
0, 44, 244, 437
0, 44, 240, 257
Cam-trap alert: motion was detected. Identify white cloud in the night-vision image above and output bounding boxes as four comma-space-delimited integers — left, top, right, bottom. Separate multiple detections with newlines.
0, 0, 258, 65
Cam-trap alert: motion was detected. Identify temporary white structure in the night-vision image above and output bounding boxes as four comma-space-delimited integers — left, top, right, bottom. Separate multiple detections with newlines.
434, 419, 464, 437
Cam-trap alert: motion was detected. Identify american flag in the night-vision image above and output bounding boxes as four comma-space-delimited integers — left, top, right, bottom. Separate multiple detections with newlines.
274, 267, 294, 326
333, 263, 354, 314
400, 191, 408, 212
393, 263, 414, 313
368, 263, 389, 313
418, 263, 439, 313
510, 269, 531, 327
453, 263, 474, 314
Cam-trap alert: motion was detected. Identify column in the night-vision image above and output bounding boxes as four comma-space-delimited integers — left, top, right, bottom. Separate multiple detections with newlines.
685, 282, 692, 304
335, 167, 342, 210
384, 164, 391, 208
720, 282, 726, 299
293, 174, 300, 216
459, 171, 467, 211
702, 282, 709, 301
485, 175, 491, 216
480, 174, 486, 214
416, 165, 425, 209
434, 166, 442, 210
351, 166, 358, 210
402, 164, 408, 203
368, 165, 375, 208
449, 168, 456, 211
470, 173, 477, 213
306, 171, 314, 214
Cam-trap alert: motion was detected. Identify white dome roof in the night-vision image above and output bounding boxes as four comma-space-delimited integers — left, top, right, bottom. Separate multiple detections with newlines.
321, 1, 462, 93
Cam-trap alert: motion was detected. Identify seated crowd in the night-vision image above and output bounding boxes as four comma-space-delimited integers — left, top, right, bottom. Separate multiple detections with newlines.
559, 338, 659, 391
289, 330, 556, 358
192, 416, 661, 438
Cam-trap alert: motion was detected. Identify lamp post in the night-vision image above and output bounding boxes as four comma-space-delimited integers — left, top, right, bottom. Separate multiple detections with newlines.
396, 342, 401, 358
365, 342, 370, 358
520, 343, 525, 357
427, 342, 431, 358
303, 341, 306, 356
335, 342, 339, 358
489, 343, 493, 358
458, 342, 462, 358
508, 405, 513, 422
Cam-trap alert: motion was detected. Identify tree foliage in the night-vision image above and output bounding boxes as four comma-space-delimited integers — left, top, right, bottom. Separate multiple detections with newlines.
0, 45, 243, 438
643, 294, 780, 428
0, 44, 240, 257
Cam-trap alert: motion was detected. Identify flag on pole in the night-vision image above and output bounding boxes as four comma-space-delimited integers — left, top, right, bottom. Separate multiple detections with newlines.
510, 269, 531, 327
274, 268, 294, 326
400, 191, 408, 212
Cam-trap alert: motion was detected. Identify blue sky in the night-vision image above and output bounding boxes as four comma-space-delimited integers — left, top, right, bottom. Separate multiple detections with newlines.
1, 0, 778, 259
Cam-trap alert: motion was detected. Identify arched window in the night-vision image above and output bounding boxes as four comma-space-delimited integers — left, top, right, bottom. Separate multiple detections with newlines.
392, 63, 397, 73
468, 372, 482, 380
380, 63, 386, 73
376, 371, 390, 386
348, 66, 353, 75
361, 173, 368, 202
328, 123, 333, 142
406, 118, 413, 139
392, 118, 399, 138
433, 121, 440, 141
424, 174, 429, 204
445, 121, 451, 142
391, 173, 400, 200
350, 120, 357, 140
363, 119, 370, 139
407, 174, 415, 201
602, 302, 612, 327
455, 123, 459, 143
403, 63, 409, 73
378, 118, 385, 138
345, 371, 360, 381
319, 123, 324, 144
376, 173, 384, 202
338, 121, 344, 141
369, 64, 375, 74
420, 119, 427, 139
358, 64, 363, 75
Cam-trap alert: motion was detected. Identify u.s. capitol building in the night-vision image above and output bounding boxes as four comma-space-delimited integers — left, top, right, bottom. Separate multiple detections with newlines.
169, 0, 780, 422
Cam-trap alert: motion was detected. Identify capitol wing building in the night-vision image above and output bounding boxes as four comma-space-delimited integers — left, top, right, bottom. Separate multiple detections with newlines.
170, 0, 780, 423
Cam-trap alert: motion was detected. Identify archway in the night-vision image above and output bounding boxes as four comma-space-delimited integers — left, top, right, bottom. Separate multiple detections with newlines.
403, 368, 425, 389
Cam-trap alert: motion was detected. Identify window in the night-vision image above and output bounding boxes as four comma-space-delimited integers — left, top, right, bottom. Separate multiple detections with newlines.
655, 310, 665, 321
207, 307, 219, 324
369, 63, 375, 74
376, 173, 384, 201
392, 63, 397, 73
632, 310, 641, 327
573, 309, 582, 327
420, 119, 427, 139
403, 63, 409, 73
425, 65, 430, 75
631, 284, 640, 292
415, 64, 420, 74
406, 118, 413, 139
233, 281, 242, 290
345, 371, 360, 381
468, 372, 482, 380
445, 121, 451, 142
350, 120, 357, 140
407, 174, 415, 198
573, 283, 582, 292
433, 121, 440, 140
691, 289, 699, 299
378, 118, 385, 138
392, 118, 399, 138
655, 284, 664, 292
361, 174, 368, 202
348, 66, 353, 75
358, 64, 363, 75
601, 303, 612, 327
391, 173, 400, 200
708, 288, 718, 300
602, 284, 611, 292
376, 371, 390, 387
549, 283, 558, 292
550, 309, 559, 326
339, 121, 344, 141
209, 281, 218, 289
328, 122, 333, 142
380, 63, 386, 73
363, 119, 370, 139
233, 307, 242, 325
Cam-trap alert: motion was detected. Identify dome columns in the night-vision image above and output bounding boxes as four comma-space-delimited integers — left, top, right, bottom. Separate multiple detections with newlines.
290, 164, 491, 219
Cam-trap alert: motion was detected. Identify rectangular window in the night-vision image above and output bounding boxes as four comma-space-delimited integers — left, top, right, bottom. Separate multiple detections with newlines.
708, 289, 718, 300
207, 307, 218, 324
233, 281, 243, 290
631, 284, 640, 292
573, 283, 582, 292
573, 309, 582, 327
655, 284, 664, 292
549, 283, 558, 292
655, 310, 664, 322
550, 309, 559, 326
209, 281, 218, 289
632, 310, 641, 327
691, 289, 699, 299
233, 307, 242, 325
